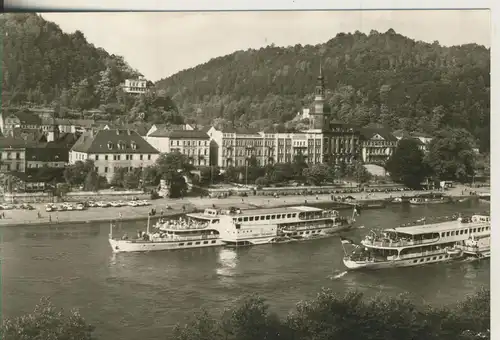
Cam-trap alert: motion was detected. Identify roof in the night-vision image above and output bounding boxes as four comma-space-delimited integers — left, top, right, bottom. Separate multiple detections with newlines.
6, 111, 42, 125
149, 129, 209, 139
0, 137, 37, 148
391, 219, 486, 235
393, 129, 433, 139
227, 205, 323, 217
25, 146, 69, 162
200, 126, 213, 133
359, 127, 398, 142
221, 127, 260, 135
55, 118, 95, 127
71, 129, 159, 154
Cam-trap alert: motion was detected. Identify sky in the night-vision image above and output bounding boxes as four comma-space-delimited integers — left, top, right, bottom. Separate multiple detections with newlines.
41, 10, 491, 82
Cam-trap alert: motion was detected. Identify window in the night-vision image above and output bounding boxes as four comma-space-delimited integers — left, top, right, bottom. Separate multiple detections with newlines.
16, 152, 20, 160
187, 242, 192, 245
179, 243, 184, 246
211, 240, 216, 244
104, 167, 108, 173
140, 155, 143, 160
105, 155, 108, 161
195, 242, 200, 245
148, 155, 151, 160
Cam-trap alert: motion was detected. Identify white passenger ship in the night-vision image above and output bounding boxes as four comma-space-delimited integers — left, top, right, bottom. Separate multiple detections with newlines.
108, 208, 224, 253
342, 214, 490, 270
217, 206, 354, 247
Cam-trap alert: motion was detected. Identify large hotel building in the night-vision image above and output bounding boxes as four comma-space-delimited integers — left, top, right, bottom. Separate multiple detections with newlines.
207, 67, 364, 168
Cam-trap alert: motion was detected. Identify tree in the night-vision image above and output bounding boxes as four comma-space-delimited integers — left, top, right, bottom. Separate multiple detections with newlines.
385, 138, 428, 189
123, 168, 141, 189
110, 167, 128, 187
1, 297, 96, 340
64, 160, 94, 186
351, 161, 372, 184
156, 152, 194, 195
302, 163, 329, 185
141, 165, 159, 186
425, 128, 476, 182
291, 154, 308, 182
83, 170, 100, 191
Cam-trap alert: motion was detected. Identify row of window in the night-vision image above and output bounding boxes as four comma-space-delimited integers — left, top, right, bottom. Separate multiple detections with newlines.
94, 154, 152, 161
169, 140, 208, 146
440, 226, 489, 238
178, 240, 217, 246
0, 152, 22, 160
412, 254, 450, 263
234, 213, 298, 223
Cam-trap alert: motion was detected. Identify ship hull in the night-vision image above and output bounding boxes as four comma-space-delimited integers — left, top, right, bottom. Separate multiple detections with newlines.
224, 223, 352, 247
109, 238, 224, 253
343, 252, 463, 270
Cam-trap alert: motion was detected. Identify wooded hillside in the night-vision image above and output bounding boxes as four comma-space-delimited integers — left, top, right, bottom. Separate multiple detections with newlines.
156, 29, 490, 151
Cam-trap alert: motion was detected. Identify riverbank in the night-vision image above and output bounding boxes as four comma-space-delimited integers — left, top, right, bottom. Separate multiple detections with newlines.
0, 184, 489, 228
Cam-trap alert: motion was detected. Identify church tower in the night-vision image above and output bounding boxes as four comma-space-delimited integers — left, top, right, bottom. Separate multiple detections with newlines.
311, 62, 326, 130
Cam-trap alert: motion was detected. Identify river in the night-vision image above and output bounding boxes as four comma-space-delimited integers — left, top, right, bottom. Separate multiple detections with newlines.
2, 200, 489, 340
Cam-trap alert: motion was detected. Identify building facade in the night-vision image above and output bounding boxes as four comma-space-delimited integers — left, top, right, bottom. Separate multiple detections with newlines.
206, 66, 360, 168
70, 129, 159, 181
359, 127, 398, 165
122, 79, 148, 94
0, 137, 30, 173
146, 130, 210, 166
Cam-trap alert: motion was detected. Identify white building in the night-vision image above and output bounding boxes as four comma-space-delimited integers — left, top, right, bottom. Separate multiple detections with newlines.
123, 79, 148, 94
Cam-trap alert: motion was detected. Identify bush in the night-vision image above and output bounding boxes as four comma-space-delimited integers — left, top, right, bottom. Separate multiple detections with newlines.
172, 288, 490, 340
1, 297, 96, 340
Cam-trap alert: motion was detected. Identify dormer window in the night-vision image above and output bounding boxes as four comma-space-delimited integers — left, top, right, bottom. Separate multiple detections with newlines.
131, 142, 137, 150
107, 142, 113, 149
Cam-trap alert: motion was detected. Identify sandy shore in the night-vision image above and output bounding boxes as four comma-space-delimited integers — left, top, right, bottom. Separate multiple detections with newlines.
0, 185, 488, 227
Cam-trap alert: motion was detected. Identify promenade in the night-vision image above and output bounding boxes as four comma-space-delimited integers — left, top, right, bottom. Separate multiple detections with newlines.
0, 184, 489, 227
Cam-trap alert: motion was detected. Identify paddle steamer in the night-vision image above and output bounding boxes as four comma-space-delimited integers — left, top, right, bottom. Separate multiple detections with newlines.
342, 214, 490, 270
217, 206, 354, 247
108, 208, 224, 253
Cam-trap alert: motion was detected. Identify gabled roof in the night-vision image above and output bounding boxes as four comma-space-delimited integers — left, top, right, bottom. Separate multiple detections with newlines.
359, 127, 398, 142
71, 129, 159, 154
6, 111, 42, 125
149, 129, 209, 139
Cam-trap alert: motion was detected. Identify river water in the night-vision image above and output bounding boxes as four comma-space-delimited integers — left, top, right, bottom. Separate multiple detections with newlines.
2, 200, 489, 340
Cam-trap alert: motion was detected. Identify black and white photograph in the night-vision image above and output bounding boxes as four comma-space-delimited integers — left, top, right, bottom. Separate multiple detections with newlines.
0, 5, 492, 340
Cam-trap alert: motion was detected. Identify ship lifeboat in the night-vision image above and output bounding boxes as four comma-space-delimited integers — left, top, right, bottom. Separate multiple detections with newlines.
446, 247, 462, 256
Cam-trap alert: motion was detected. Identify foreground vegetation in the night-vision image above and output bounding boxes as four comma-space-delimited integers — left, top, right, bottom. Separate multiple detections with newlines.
1, 288, 489, 340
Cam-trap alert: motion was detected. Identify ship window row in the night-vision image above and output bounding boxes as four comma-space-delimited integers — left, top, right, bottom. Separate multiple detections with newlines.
179, 240, 217, 246
234, 213, 297, 223
413, 255, 449, 263
440, 226, 489, 238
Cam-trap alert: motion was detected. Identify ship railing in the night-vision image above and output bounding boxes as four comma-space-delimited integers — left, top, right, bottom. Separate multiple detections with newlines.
151, 234, 219, 242
397, 249, 447, 260
362, 237, 439, 248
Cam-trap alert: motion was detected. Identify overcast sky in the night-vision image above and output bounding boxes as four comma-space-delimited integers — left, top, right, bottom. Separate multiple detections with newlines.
41, 10, 490, 82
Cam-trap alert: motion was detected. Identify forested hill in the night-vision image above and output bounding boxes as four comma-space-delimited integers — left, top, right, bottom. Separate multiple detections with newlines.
1, 13, 142, 112
156, 29, 490, 150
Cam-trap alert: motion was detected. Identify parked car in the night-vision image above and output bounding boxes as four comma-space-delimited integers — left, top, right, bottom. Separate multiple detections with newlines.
20, 203, 34, 210
75, 203, 85, 211
96, 201, 110, 208
0, 204, 14, 210
45, 204, 55, 212
128, 201, 139, 207
87, 201, 97, 208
